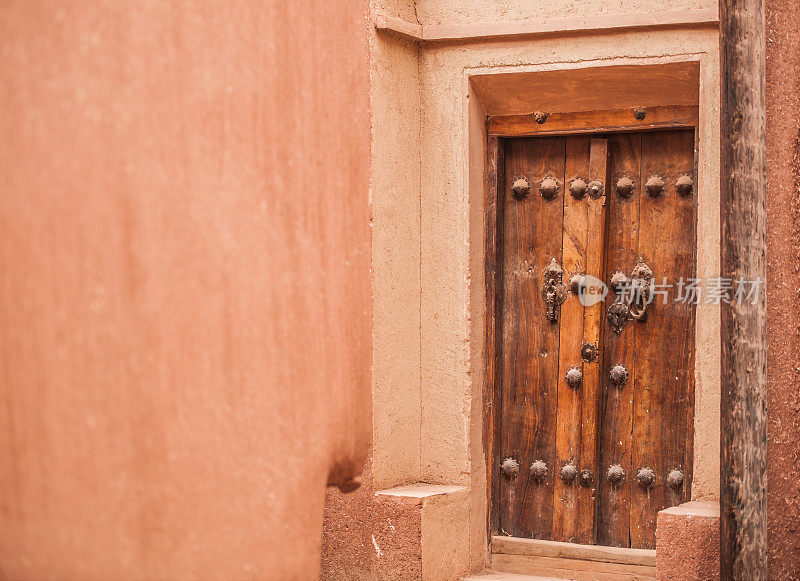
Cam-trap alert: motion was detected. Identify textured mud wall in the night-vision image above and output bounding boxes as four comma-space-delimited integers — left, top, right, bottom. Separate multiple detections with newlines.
765, 0, 800, 577
322, 463, 425, 581
321, 0, 420, 576
0, 2, 370, 579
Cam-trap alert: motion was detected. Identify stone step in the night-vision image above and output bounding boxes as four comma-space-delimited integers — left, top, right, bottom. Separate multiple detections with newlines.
463, 572, 564, 581
487, 537, 656, 581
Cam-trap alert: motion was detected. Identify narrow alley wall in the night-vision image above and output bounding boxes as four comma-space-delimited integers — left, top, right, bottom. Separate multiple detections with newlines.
0, 2, 371, 579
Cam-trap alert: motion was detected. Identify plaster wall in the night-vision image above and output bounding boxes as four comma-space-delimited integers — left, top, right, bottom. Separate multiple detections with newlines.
370, 0, 424, 491
0, 2, 371, 579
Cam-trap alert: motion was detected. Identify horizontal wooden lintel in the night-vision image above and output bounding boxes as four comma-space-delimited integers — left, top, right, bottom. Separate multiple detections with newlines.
488, 105, 699, 137
375, 9, 718, 43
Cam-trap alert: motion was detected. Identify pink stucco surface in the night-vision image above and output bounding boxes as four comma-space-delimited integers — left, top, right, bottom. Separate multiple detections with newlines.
0, 1, 370, 579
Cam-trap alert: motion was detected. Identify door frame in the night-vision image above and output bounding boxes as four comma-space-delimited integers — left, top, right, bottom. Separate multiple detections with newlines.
484, 108, 699, 542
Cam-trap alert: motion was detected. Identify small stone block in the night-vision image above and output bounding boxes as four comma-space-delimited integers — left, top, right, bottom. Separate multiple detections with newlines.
656, 501, 719, 580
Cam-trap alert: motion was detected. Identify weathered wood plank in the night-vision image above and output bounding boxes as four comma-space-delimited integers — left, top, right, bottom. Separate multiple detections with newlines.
720, 0, 768, 576
488, 105, 698, 138
491, 553, 656, 579
596, 133, 641, 547
487, 136, 504, 537
630, 130, 697, 548
492, 535, 656, 566
499, 137, 565, 538
577, 138, 609, 545
553, 136, 590, 542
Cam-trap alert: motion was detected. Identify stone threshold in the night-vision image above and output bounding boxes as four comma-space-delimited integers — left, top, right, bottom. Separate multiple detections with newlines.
490, 536, 656, 580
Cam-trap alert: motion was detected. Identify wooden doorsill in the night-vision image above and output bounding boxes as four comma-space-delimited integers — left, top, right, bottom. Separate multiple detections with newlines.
491, 536, 656, 580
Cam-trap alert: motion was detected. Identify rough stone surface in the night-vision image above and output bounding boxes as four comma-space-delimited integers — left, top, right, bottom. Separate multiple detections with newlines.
656, 502, 719, 580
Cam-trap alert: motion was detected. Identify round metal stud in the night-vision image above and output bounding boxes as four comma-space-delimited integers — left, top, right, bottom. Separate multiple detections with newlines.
637, 467, 656, 489
580, 342, 598, 363
676, 175, 694, 197
667, 469, 685, 490
533, 111, 549, 124
579, 469, 594, 487
610, 364, 629, 387
511, 178, 530, 200
501, 458, 519, 478
587, 180, 604, 199
634, 107, 647, 121
540, 177, 560, 200
565, 367, 583, 389
569, 178, 588, 200
609, 271, 631, 293
606, 303, 630, 335
570, 273, 585, 295
616, 176, 635, 199
530, 460, 548, 481
645, 175, 665, 198
607, 464, 626, 485
561, 464, 578, 485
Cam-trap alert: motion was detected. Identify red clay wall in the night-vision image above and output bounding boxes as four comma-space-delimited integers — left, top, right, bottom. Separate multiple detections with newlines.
0, 2, 370, 579
765, 0, 800, 577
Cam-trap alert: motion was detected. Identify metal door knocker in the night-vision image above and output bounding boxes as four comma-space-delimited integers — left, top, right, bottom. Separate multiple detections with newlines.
606, 257, 654, 333
629, 258, 653, 321
541, 258, 568, 322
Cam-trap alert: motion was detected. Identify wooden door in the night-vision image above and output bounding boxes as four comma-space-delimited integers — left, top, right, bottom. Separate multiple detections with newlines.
491, 130, 696, 549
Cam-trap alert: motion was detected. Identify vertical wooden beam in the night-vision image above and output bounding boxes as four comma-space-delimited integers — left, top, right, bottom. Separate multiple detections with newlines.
487, 136, 504, 538
597, 134, 639, 548
553, 137, 589, 543
720, 0, 768, 577
578, 138, 608, 545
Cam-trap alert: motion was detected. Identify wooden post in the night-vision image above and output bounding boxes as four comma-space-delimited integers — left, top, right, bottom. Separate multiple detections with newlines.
720, 0, 768, 578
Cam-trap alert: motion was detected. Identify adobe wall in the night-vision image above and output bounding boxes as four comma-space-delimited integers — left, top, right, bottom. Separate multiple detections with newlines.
765, 0, 800, 576
0, 2, 371, 579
